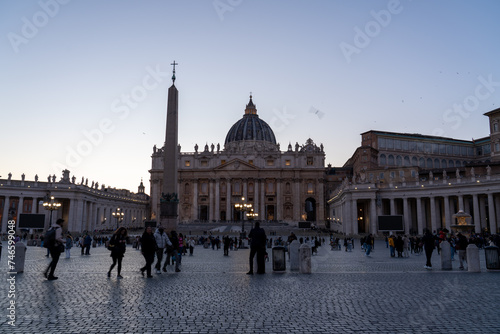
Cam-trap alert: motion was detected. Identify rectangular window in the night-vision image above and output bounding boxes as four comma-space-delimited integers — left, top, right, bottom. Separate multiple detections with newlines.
409, 141, 416, 151
378, 138, 386, 149
446, 145, 453, 155
307, 157, 313, 165
417, 142, 424, 152
184, 161, 191, 167
453, 146, 460, 155
432, 143, 439, 154
424, 142, 431, 153
285, 160, 291, 166
495, 142, 500, 152
461, 146, 467, 156
386, 139, 394, 149
201, 160, 208, 167
439, 144, 446, 154
379, 172, 384, 179
248, 160, 253, 165
266, 160, 274, 166
401, 140, 408, 150
394, 140, 401, 150
221, 160, 226, 165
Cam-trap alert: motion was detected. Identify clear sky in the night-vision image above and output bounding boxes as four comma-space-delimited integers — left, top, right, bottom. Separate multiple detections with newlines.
1, 0, 499, 193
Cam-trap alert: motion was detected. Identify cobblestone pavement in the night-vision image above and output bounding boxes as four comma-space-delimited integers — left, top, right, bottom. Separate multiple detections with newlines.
1, 239, 499, 333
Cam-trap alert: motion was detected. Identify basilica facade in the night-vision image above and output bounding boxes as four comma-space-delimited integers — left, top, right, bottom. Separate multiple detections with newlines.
150, 96, 326, 225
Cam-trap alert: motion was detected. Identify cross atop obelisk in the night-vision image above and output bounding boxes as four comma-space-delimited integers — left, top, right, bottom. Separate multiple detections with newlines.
171, 60, 178, 84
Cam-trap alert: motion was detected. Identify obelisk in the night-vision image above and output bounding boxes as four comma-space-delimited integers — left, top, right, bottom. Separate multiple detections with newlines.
160, 61, 179, 231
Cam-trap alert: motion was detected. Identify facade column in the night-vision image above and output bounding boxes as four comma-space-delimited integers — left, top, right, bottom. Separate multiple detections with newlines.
443, 196, 451, 229
91, 202, 97, 232
2, 196, 10, 233
31, 198, 37, 213
261, 180, 266, 221
226, 181, 231, 221
472, 194, 481, 233
209, 180, 214, 221
488, 193, 497, 234
370, 197, 377, 235
390, 198, 395, 215
192, 181, 198, 221
496, 195, 500, 232
318, 180, 325, 221
67, 199, 75, 232
254, 180, 259, 218
403, 197, 410, 234
416, 197, 424, 235
430, 196, 437, 233
215, 179, 220, 221
276, 181, 282, 221
294, 179, 300, 221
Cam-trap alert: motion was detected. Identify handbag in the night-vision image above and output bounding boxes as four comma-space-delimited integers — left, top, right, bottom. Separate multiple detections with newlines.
58, 243, 65, 253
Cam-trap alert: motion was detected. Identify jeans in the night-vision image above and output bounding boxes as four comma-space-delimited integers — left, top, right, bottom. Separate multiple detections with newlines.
366, 244, 372, 256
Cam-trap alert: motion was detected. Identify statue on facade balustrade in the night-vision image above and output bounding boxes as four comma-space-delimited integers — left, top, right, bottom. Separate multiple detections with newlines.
456, 168, 460, 179
486, 165, 491, 176
85, 178, 88, 186
52, 175, 56, 183
71, 176, 76, 183
429, 171, 433, 180
91, 181, 95, 188
8, 173, 12, 180
211, 143, 214, 152
95, 182, 99, 189
217, 143, 220, 152
470, 167, 475, 178
48, 175, 51, 182
35, 174, 38, 182
21, 173, 25, 181
195, 144, 198, 153
81, 177, 84, 184
443, 170, 447, 179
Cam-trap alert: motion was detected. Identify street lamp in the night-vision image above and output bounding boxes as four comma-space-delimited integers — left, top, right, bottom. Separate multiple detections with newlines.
234, 197, 253, 237
112, 208, 124, 229
246, 208, 258, 230
43, 196, 61, 225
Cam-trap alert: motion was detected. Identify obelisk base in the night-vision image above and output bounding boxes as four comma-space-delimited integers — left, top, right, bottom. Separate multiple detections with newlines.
160, 202, 178, 231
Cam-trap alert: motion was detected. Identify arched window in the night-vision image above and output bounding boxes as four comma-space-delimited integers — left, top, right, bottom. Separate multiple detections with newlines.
448, 160, 454, 168
419, 157, 425, 168
379, 154, 386, 165
388, 155, 395, 166
396, 155, 402, 166
456, 160, 462, 167
248, 182, 254, 194
286, 182, 291, 193
441, 159, 447, 168
307, 183, 314, 194
411, 157, 418, 166
404, 156, 410, 166
434, 159, 440, 169
184, 183, 190, 194
426, 158, 433, 168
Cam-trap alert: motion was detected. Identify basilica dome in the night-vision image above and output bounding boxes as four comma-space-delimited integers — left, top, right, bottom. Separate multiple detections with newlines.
224, 96, 277, 146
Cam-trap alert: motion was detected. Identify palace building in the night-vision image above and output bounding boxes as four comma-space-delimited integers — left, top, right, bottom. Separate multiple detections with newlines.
150, 95, 326, 225
327, 108, 500, 236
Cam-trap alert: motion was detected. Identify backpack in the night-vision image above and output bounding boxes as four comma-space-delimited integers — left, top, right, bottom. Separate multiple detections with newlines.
108, 236, 116, 251
44, 227, 58, 249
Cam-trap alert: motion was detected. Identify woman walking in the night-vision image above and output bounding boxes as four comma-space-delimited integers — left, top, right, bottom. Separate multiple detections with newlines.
140, 226, 157, 278
108, 227, 128, 278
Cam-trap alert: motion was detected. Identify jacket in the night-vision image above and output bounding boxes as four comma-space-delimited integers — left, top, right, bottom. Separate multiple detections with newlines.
154, 229, 172, 249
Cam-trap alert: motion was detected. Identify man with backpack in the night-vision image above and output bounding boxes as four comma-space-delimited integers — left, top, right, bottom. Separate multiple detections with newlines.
44, 219, 65, 280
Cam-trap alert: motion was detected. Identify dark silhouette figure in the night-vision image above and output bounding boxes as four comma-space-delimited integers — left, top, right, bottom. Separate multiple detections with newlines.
247, 222, 267, 274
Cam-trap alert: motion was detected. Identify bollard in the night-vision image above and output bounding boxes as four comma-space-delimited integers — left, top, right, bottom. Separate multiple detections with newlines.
289, 240, 300, 271
13, 242, 27, 273
440, 240, 452, 270
272, 246, 286, 271
466, 244, 480, 273
299, 243, 312, 274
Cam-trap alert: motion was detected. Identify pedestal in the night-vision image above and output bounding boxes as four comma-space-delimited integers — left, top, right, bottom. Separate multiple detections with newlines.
289, 240, 300, 271
440, 240, 452, 270
466, 244, 480, 273
299, 243, 312, 274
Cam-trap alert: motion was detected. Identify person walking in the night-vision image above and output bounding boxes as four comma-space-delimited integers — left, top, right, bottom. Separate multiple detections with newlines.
365, 234, 373, 257
422, 229, 436, 269
108, 227, 128, 278
44, 219, 65, 281
65, 233, 73, 259
140, 226, 157, 278
247, 222, 267, 275
169, 230, 181, 272
153, 227, 172, 274
84, 233, 92, 255
189, 237, 195, 256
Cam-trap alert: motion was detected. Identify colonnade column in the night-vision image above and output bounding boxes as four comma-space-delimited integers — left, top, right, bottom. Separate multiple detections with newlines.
2, 196, 10, 233
31, 198, 37, 213
261, 180, 266, 221
370, 197, 377, 235
318, 181, 325, 221
458, 195, 464, 212
403, 197, 410, 234
351, 197, 358, 235
390, 198, 395, 215
443, 196, 451, 229
430, 196, 437, 233
488, 193, 497, 234
17, 197, 24, 223
254, 180, 259, 218
472, 194, 481, 233
192, 181, 198, 221
344, 199, 351, 236
416, 197, 424, 235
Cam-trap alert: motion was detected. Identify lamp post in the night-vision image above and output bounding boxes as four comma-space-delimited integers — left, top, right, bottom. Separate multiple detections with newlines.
112, 208, 124, 229
246, 208, 258, 230
43, 196, 61, 226
234, 197, 253, 237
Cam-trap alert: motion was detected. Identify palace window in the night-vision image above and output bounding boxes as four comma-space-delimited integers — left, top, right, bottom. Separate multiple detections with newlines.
494, 123, 498, 133
201, 160, 208, 167
306, 157, 313, 165
495, 142, 500, 152
267, 160, 274, 166
221, 160, 226, 165
285, 160, 291, 166
185, 160, 191, 167
307, 183, 314, 194
201, 182, 208, 194
248, 160, 253, 165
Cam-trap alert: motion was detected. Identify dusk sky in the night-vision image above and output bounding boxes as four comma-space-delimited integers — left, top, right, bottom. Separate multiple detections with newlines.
1, 0, 499, 193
